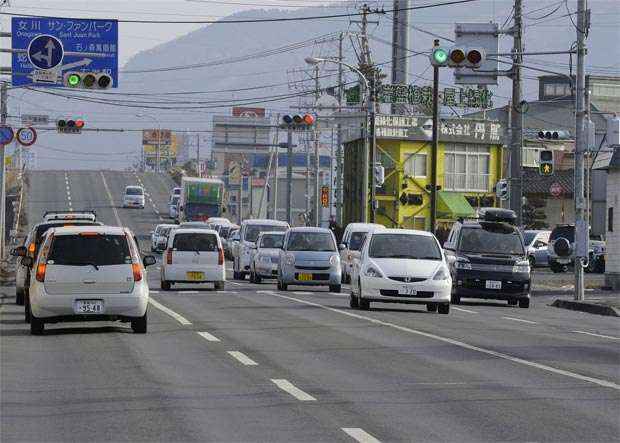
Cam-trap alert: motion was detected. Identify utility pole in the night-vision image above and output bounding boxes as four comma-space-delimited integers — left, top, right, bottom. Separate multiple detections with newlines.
0, 81, 7, 262
286, 129, 293, 225
430, 41, 440, 235
314, 65, 321, 227
360, 4, 373, 223
335, 32, 344, 225
391, 0, 410, 115
196, 133, 201, 177
369, 70, 377, 223
508, 0, 523, 225
574, 0, 588, 301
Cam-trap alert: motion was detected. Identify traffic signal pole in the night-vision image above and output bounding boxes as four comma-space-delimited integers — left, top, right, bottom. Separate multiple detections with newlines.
0, 81, 6, 263
508, 0, 523, 225
430, 57, 439, 235
286, 128, 293, 225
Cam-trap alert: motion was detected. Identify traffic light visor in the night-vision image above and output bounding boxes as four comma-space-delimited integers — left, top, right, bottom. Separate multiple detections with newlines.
302, 114, 314, 125
432, 47, 448, 64
282, 115, 293, 124
83, 74, 96, 88
57, 119, 67, 128
75, 119, 85, 129
467, 49, 482, 64
97, 74, 112, 89
67, 74, 80, 87
293, 115, 303, 124
450, 48, 466, 64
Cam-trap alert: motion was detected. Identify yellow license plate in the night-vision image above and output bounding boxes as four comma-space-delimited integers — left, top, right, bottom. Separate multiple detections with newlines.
186, 271, 205, 281
297, 273, 313, 281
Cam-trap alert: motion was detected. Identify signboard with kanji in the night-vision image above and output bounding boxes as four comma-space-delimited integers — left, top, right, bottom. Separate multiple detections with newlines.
321, 186, 329, 208
377, 84, 493, 109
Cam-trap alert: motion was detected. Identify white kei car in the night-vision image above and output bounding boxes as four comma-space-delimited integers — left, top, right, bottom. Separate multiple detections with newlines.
24, 225, 156, 335
160, 228, 225, 290
350, 229, 452, 314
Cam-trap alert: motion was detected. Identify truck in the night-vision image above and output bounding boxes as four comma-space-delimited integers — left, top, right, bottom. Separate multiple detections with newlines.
177, 177, 225, 223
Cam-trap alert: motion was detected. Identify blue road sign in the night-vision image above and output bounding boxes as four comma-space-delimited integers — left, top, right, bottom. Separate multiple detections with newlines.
11, 17, 118, 87
0, 126, 14, 145
27, 35, 63, 70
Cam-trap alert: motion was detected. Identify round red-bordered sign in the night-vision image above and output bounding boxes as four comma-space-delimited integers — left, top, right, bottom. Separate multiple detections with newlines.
550, 182, 563, 199
16, 127, 37, 147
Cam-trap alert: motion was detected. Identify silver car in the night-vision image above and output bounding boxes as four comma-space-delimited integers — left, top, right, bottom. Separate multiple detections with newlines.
277, 227, 341, 292
250, 231, 285, 283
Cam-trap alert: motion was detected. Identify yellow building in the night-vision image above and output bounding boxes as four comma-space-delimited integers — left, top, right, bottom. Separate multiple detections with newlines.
343, 115, 504, 234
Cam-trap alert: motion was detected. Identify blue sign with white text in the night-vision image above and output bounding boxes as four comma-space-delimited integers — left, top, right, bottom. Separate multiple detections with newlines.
11, 17, 118, 87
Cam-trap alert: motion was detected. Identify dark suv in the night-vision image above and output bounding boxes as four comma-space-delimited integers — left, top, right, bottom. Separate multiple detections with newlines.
443, 208, 531, 308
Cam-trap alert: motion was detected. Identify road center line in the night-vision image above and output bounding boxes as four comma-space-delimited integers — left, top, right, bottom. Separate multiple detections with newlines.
271, 379, 316, 401
99, 171, 123, 227
264, 292, 620, 391
149, 299, 192, 325
197, 331, 221, 342
502, 316, 537, 324
572, 330, 620, 340
342, 428, 382, 443
453, 307, 478, 314
227, 351, 258, 366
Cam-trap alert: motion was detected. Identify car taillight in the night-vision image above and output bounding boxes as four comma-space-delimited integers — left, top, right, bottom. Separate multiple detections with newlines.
35, 263, 46, 282
166, 249, 173, 264
28, 243, 35, 256
132, 263, 142, 282
218, 248, 224, 265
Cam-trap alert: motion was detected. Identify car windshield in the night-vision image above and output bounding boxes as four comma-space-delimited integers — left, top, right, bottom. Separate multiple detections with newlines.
173, 233, 218, 251
349, 231, 367, 251
523, 232, 537, 246
286, 232, 336, 252
369, 234, 441, 260
459, 224, 525, 255
125, 187, 143, 196
245, 224, 287, 242
550, 226, 575, 242
47, 234, 131, 266
260, 233, 284, 249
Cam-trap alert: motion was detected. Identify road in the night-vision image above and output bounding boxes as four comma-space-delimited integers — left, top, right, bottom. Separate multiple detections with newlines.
2, 170, 619, 442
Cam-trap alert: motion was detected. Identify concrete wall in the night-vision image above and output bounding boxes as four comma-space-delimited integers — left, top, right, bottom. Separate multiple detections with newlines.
605, 170, 620, 289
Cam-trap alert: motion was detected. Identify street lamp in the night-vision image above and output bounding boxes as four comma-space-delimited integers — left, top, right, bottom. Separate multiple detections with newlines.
305, 56, 374, 223
136, 113, 162, 173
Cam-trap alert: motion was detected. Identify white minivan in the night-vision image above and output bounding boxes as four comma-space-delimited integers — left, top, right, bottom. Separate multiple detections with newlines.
122, 185, 145, 209
339, 223, 383, 283
160, 228, 225, 290
232, 219, 289, 280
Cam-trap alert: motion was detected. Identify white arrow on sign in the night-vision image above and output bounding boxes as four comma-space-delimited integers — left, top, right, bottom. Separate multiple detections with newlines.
31, 39, 56, 68
27, 58, 93, 84
59, 58, 93, 72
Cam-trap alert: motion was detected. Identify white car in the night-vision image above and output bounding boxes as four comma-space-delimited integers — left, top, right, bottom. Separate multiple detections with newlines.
233, 219, 289, 280
339, 223, 383, 283
350, 229, 452, 314
151, 223, 176, 252
249, 231, 285, 283
24, 225, 156, 335
122, 185, 145, 209
160, 228, 225, 290
169, 195, 180, 219
43, 210, 97, 223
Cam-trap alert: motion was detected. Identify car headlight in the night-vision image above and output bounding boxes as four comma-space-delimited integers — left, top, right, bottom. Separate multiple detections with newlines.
284, 253, 295, 266
364, 266, 382, 278
433, 266, 450, 281
513, 261, 530, 273
329, 255, 340, 266
454, 258, 472, 270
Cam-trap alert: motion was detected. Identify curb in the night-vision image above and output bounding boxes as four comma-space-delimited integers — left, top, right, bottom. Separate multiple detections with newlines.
551, 299, 620, 317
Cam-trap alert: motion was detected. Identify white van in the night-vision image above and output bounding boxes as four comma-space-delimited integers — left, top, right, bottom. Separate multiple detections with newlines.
339, 223, 383, 283
233, 219, 289, 280
122, 186, 145, 209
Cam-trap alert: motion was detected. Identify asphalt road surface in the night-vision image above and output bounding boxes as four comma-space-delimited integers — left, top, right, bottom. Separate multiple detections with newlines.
1, 170, 619, 442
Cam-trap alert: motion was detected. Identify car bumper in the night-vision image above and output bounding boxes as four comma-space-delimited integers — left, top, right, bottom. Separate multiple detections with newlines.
255, 262, 278, 278
123, 200, 145, 208
453, 270, 530, 299
360, 276, 451, 304
162, 264, 225, 282
280, 266, 341, 286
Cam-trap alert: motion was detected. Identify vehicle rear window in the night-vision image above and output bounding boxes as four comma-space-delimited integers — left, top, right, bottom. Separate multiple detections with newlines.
173, 233, 218, 251
245, 224, 287, 242
550, 226, 575, 242
260, 233, 284, 249
459, 224, 524, 255
348, 231, 367, 251
47, 234, 131, 266
125, 187, 143, 195
369, 234, 441, 260
286, 232, 336, 252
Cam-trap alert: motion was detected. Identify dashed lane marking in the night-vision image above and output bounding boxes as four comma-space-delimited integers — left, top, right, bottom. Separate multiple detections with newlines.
227, 351, 258, 366
271, 379, 316, 401
502, 316, 537, 324
453, 307, 478, 314
149, 299, 192, 325
100, 171, 123, 226
341, 428, 382, 443
293, 291, 313, 295
197, 331, 221, 342
572, 330, 620, 341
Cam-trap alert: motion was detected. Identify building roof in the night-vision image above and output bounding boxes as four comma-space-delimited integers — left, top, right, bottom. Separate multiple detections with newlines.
522, 169, 574, 196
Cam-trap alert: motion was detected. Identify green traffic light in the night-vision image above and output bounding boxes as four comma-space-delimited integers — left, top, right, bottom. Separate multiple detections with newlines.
432, 48, 448, 65
67, 74, 81, 87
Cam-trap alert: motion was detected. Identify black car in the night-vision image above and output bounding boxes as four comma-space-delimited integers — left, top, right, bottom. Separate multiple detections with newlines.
443, 208, 531, 308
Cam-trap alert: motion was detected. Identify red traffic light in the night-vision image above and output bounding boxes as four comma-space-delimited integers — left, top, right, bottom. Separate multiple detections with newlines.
467, 49, 482, 65
75, 119, 85, 129
303, 114, 314, 125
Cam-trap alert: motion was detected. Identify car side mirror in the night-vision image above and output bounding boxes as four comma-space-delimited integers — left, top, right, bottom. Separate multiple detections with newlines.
143, 255, 156, 267
338, 244, 346, 251
11, 246, 27, 257
21, 256, 34, 268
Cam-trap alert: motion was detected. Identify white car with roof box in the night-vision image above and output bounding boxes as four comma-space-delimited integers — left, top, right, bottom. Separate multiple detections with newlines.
122, 185, 145, 209
160, 228, 226, 290
350, 228, 451, 313
42, 210, 97, 223
233, 219, 289, 280
339, 222, 383, 283
23, 225, 156, 335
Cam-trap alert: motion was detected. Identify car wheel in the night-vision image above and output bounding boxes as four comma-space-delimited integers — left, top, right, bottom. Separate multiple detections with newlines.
427, 303, 438, 312
349, 292, 359, 308
507, 299, 518, 306
359, 297, 370, 310
329, 284, 341, 293
15, 289, 24, 306
438, 303, 450, 314
30, 315, 44, 335
278, 280, 287, 291
518, 298, 530, 309
451, 293, 461, 304
161, 280, 171, 291
254, 274, 262, 284
214, 281, 225, 290
131, 312, 147, 333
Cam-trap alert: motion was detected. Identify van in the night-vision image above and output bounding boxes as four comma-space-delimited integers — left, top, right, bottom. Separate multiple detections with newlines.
233, 219, 289, 280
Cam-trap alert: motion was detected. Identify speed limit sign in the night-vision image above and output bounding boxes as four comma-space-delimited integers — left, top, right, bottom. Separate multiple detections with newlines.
16, 127, 37, 147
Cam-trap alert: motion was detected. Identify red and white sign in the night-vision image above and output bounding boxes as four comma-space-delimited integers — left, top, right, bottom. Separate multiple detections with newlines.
232, 107, 265, 117
16, 127, 37, 147
550, 182, 563, 198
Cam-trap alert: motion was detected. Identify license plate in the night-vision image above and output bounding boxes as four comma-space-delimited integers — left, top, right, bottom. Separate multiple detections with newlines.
74, 300, 103, 314
401, 286, 417, 296
485, 280, 502, 289
187, 271, 205, 281
297, 273, 313, 281
557, 259, 570, 264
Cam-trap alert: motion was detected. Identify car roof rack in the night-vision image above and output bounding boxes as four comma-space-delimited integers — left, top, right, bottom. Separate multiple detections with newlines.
475, 207, 517, 224
43, 210, 96, 217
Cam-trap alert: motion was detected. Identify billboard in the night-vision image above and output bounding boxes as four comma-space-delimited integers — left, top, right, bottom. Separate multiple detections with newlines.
232, 107, 265, 117
142, 130, 178, 157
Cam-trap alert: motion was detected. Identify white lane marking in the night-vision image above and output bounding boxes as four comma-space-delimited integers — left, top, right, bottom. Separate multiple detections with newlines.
293, 291, 313, 295
271, 379, 316, 401
342, 428, 382, 443
257, 290, 275, 294
573, 330, 620, 341
149, 290, 159, 294
181, 290, 199, 294
149, 299, 192, 325
67, 195, 71, 201
100, 171, 123, 226
197, 331, 221, 342
453, 307, 478, 314
227, 351, 258, 366
264, 292, 620, 391
227, 281, 244, 286
502, 316, 537, 324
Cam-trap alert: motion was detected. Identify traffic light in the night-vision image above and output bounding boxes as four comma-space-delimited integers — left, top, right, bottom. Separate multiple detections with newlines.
495, 179, 509, 201
280, 114, 314, 129
63, 72, 113, 89
430, 46, 449, 67
57, 119, 85, 134
537, 130, 570, 140
539, 149, 554, 176
448, 47, 485, 68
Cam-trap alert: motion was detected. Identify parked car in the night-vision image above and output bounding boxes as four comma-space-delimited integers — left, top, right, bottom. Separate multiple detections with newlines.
349, 228, 451, 313
277, 227, 341, 292
23, 225, 155, 335
249, 231, 285, 283
339, 223, 384, 283
122, 185, 145, 209
233, 219, 289, 280
586, 240, 606, 273
160, 228, 225, 290
523, 230, 551, 267
151, 224, 176, 252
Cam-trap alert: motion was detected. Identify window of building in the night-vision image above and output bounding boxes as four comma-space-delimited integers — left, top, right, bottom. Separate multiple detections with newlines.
592, 83, 620, 98
444, 144, 490, 192
609, 207, 614, 232
413, 216, 426, 230
544, 83, 571, 97
404, 153, 427, 177
523, 147, 541, 168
